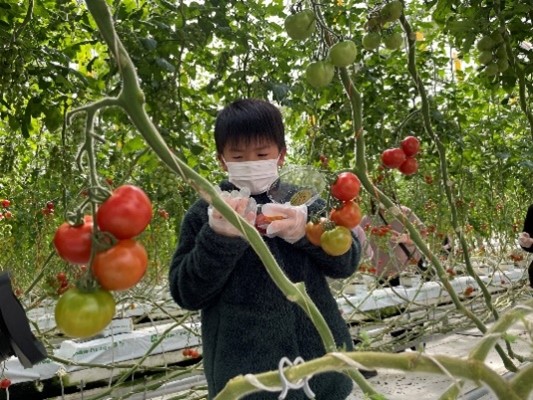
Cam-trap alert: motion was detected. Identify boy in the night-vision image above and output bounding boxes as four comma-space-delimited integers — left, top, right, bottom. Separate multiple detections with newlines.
168, 99, 362, 399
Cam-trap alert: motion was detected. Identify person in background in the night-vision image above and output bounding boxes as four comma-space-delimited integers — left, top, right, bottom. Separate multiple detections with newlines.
168, 99, 369, 400
352, 224, 374, 261
518, 203, 533, 287
360, 199, 426, 287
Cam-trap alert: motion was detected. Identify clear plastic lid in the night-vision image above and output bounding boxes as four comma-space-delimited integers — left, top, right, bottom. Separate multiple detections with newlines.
267, 165, 327, 206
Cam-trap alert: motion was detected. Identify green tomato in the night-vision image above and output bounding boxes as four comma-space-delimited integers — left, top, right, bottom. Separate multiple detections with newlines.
476, 36, 495, 51
497, 58, 509, 72
484, 63, 499, 76
495, 45, 507, 59
55, 288, 116, 338
383, 32, 403, 50
284, 10, 316, 41
478, 51, 493, 65
362, 32, 381, 51
328, 40, 358, 67
380, 1, 403, 23
305, 61, 335, 89
320, 226, 353, 256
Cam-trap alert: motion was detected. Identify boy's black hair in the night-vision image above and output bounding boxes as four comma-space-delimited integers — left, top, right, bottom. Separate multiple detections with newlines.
214, 99, 286, 154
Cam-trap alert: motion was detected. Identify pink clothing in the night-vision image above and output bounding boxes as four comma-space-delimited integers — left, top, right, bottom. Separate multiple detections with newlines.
360, 206, 424, 279
352, 225, 374, 260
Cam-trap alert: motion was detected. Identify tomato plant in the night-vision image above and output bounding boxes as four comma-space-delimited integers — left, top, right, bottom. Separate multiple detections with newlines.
328, 40, 358, 67
96, 185, 152, 240
305, 61, 335, 89
92, 239, 148, 291
381, 148, 407, 169
54, 288, 115, 338
320, 226, 352, 256
53, 215, 93, 264
330, 171, 361, 202
330, 201, 362, 229
284, 9, 316, 41
399, 157, 419, 175
400, 136, 420, 157
305, 218, 327, 246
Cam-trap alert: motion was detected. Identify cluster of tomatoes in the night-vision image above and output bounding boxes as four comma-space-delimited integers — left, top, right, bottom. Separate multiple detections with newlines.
182, 347, 201, 359
362, 1, 404, 51
52, 184, 152, 338
305, 172, 362, 256
380, 136, 421, 175
284, 9, 358, 89
0, 199, 12, 220
41, 201, 55, 216
365, 223, 393, 237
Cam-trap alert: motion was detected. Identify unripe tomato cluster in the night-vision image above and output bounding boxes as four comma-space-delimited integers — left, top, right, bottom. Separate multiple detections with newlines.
362, 1, 404, 51
305, 172, 362, 256
476, 31, 508, 77
380, 136, 421, 176
284, 9, 359, 89
52, 184, 153, 338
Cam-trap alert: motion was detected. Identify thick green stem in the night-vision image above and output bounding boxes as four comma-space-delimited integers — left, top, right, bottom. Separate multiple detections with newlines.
83, 0, 337, 354
216, 350, 524, 400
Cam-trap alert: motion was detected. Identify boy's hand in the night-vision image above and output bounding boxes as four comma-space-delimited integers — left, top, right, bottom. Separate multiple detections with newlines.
208, 189, 257, 237
261, 203, 307, 243
519, 232, 533, 248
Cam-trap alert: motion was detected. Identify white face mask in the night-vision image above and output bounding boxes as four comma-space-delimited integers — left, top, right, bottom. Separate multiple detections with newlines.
223, 156, 280, 195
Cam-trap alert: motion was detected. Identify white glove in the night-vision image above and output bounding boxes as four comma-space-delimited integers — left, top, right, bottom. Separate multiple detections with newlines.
518, 232, 533, 248
261, 203, 307, 244
208, 188, 257, 237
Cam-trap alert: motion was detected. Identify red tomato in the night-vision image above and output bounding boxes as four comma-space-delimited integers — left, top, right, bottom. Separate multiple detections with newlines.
96, 185, 152, 240
0, 378, 11, 389
53, 216, 93, 264
57, 272, 67, 283
46, 201, 55, 210
400, 136, 420, 157
54, 288, 115, 338
330, 201, 362, 229
330, 172, 361, 202
320, 226, 352, 256
399, 157, 419, 175
92, 239, 148, 291
381, 148, 406, 169
1, 199, 10, 208
4, 211, 12, 219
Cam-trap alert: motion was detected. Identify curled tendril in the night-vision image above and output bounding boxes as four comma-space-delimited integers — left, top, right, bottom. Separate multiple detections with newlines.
88, 185, 112, 204
92, 230, 118, 253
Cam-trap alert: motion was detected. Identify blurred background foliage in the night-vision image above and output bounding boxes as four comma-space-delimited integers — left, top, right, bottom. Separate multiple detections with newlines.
0, 0, 531, 289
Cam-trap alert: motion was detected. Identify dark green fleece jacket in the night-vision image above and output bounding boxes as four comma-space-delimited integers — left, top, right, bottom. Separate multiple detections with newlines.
169, 181, 361, 399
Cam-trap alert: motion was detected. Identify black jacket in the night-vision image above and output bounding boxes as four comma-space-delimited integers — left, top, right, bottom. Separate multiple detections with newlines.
169, 181, 361, 399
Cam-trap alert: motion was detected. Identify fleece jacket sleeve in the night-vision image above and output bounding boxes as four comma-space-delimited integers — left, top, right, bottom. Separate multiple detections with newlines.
168, 200, 250, 310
